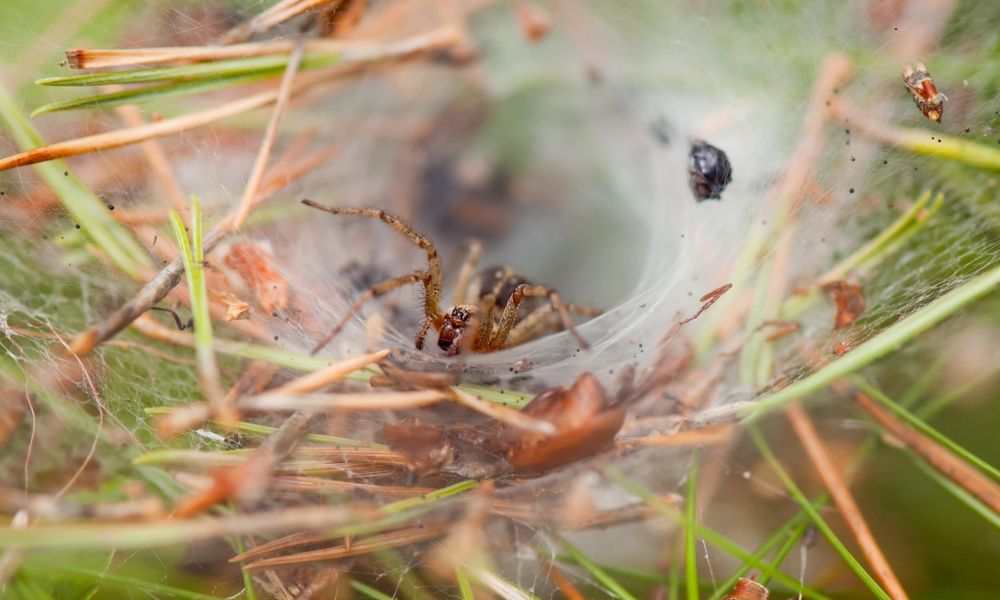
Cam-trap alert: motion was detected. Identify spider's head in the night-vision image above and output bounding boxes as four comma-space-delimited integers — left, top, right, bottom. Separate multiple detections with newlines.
437, 306, 474, 355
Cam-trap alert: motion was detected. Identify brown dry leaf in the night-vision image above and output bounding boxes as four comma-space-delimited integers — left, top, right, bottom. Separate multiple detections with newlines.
224, 242, 290, 313
504, 372, 624, 474
224, 301, 252, 321
823, 280, 866, 329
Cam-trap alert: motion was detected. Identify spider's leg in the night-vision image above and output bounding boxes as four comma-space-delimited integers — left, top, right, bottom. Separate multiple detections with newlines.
506, 304, 555, 347
451, 239, 484, 307
474, 293, 496, 351
302, 200, 443, 317
565, 303, 602, 318
416, 313, 444, 350
504, 301, 600, 347
491, 285, 592, 350
311, 270, 430, 355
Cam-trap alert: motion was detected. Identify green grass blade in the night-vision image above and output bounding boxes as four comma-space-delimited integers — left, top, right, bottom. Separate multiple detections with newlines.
781, 191, 941, 321
351, 580, 396, 600
170, 198, 223, 408
758, 518, 812, 587
669, 533, 681, 600
10, 572, 55, 600
707, 495, 826, 598
31, 71, 273, 116
222, 342, 354, 372
0, 83, 150, 278
738, 250, 778, 387
456, 566, 476, 600
41, 566, 220, 600
548, 552, 674, 584
852, 377, 1000, 484
380, 479, 478, 514
685, 450, 700, 600
372, 548, 428, 600
557, 535, 639, 600
232, 535, 258, 600
37, 54, 304, 87
908, 456, 1000, 531
897, 129, 1000, 171
748, 427, 892, 600
742, 259, 1000, 420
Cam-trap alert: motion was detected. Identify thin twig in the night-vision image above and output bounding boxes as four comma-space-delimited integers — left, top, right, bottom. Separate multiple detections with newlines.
449, 388, 556, 435
239, 524, 448, 570
0, 88, 281, 172
7, 27, 462, 173
620, 424, 734, 448
254, 0, 339, 38
853, 391, 1000, 515
244, 390, 449, 411
231, 36, 306, 231
69, 261, 185, 355
67, 26, 462, 69
784, 402, 910, 600
218, 0, 338, 45
0, 505, 356, 550
266, 349, 390, 395
830, 97, 1000, 171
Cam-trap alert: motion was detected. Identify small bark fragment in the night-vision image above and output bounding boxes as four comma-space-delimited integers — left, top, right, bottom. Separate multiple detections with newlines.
823, 280, 865, 329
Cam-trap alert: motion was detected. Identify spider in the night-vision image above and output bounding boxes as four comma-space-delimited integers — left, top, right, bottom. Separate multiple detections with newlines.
302, 200, 600, 356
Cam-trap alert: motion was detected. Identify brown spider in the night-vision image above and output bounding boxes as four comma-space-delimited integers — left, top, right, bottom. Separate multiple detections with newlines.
302, 200, 599, 356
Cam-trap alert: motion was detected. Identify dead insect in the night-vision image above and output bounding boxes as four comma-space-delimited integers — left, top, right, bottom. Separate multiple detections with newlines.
302, 200, 599, 355
902, 62, 946, 123
822, 280, 866, 329
501, 372, 624, 473
688, 140, 733, 201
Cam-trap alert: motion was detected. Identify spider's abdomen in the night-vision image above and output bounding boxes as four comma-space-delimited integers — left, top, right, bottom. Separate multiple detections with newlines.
474, 266, 533, 311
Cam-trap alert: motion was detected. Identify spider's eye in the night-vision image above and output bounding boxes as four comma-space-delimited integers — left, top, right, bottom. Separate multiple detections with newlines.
451, 307, 471, 321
